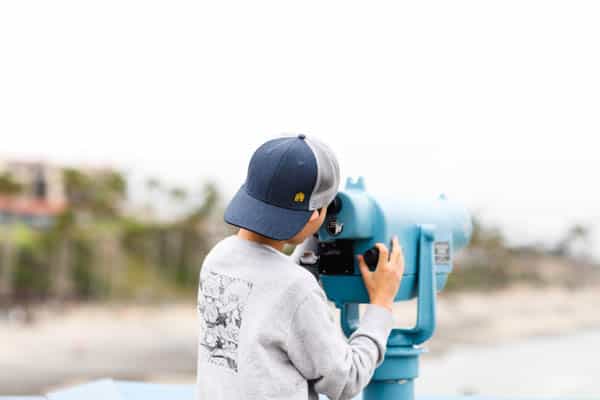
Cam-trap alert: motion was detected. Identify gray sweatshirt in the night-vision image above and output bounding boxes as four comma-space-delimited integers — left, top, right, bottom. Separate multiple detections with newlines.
196, 235, 393, 400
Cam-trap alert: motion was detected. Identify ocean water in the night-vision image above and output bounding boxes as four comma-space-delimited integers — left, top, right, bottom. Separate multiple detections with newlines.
417, 330, 600, 398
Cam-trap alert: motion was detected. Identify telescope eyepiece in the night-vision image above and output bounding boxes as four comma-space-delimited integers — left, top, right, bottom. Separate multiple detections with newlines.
327, 196, 343, 215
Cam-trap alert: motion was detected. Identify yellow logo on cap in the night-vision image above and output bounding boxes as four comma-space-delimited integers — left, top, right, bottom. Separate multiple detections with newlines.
294, 192, 305, 203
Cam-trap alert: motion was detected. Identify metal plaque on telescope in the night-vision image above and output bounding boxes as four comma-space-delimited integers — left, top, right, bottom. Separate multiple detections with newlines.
434, 241, 450, 265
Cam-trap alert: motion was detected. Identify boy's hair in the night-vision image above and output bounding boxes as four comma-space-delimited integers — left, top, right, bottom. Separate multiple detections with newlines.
224, 134, 340, 241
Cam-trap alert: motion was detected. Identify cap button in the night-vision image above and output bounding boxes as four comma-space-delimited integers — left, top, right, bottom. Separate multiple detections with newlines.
297, 134, 306, 140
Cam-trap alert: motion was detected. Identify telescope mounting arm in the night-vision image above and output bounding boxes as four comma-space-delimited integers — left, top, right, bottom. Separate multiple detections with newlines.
339, 224, 439, 347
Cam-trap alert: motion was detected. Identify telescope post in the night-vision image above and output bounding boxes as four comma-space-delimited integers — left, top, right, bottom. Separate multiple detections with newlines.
340, 225, 439, 400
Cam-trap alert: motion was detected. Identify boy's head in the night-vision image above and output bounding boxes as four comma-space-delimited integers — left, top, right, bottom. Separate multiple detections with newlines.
225, 134, 340, 244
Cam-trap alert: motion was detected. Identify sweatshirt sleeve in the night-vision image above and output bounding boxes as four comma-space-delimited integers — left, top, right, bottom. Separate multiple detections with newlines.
285, 287, 393, 400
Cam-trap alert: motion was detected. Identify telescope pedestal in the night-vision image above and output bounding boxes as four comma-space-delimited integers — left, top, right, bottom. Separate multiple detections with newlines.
338, 225, 440, 400
363, 345, 423, 400
363, 380, 414, 400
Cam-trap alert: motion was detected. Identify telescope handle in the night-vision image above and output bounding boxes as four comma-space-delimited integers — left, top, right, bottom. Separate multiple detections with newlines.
388, 224, 437, 346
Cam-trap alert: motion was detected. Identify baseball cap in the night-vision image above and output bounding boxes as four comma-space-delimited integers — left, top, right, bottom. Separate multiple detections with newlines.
225, 134, 340, 240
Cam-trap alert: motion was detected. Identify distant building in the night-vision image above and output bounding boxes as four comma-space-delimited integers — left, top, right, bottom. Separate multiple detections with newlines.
0, 159, 67, 228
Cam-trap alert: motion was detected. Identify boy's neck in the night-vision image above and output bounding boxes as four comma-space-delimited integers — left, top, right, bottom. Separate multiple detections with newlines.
237, 229, 286, 252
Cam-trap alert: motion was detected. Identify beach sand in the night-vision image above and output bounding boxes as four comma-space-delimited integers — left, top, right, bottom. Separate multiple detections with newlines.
1, 285, 599, 395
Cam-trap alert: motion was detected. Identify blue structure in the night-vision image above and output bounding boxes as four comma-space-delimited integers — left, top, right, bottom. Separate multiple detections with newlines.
0, 380, 194, 400
316, 177, 472, 400
0, 379, 519, 400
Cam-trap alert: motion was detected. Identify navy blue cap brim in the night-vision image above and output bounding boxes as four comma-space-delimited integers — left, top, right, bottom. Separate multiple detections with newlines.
224, 184, 314, 241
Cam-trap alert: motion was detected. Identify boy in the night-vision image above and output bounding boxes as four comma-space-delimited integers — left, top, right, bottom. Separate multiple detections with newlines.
196, 134, 404, 400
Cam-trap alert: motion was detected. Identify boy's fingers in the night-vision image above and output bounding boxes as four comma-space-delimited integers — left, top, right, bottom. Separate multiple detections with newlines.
357, 255, 372, 282
374, 243, 389, 268
390, 236, 400, 262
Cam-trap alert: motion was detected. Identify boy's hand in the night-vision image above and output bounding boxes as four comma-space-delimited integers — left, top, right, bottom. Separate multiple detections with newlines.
356, 236, 404, 311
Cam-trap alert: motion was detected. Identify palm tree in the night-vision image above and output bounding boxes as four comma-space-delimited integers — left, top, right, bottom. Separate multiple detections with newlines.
0, 173, 22, 301
554, 224, 590, 258
169, 187, 187, 202
0, 173, 23, 196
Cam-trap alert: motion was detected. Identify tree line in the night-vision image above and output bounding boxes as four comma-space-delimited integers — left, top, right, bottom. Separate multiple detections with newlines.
0, 168, 228, 305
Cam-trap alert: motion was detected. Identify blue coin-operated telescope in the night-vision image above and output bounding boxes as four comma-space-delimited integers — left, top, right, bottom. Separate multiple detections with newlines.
313, 177, 472, 400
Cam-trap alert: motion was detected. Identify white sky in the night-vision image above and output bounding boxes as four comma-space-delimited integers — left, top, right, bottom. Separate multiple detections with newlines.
1, 1, 599, 253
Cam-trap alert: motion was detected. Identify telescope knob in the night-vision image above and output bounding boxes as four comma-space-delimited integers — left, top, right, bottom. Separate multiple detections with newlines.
362, 239, 394, 271
363, 247, 379, 271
